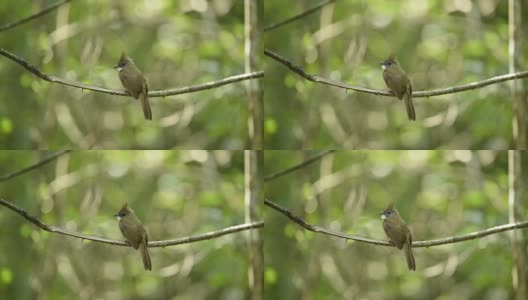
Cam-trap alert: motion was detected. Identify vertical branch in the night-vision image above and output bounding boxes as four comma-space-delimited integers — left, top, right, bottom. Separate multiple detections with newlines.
508, 150, 526, 300
509, 0, 526, 149
508, 1, 527, 295
245, 0, 264, 149
244, 150, 263, 300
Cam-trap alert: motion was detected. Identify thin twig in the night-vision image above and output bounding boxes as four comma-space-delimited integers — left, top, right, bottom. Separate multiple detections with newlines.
154, 72, 264, 97
0, 0, 72, 32
265, 49, 528, 98
0, 48, 263, 98
0, 150, 72, 182
264, 150, 336, 182
264, 0, 336, 32
265, 199, 528, 248
0, 198, 263, 247
153, 221, 264, 247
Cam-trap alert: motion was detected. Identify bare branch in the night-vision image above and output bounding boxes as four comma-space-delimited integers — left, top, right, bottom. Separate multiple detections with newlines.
0, 150, 72, 182
0, 198, 263, 247
265, 199, 528, 248
245, 0, 264, 150
264, 0, 336, 32
244, 150, 263, 299
0, 0, 72, 32
264, 150, 336, 182
0, 48, 263, 98
509, 150, 526, 299
154, 221, 264, 247
154, 72, 264, 97
509, 0, 526, 149
265, 49, 528, 98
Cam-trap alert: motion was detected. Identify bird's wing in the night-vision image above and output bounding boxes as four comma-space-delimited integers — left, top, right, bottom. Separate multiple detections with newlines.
119, 71, 144, 99
383, 220, 406, 249
383, 69, 408, 99
119, 221, 141, 249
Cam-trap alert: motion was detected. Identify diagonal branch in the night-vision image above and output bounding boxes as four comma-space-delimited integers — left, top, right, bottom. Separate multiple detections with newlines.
264, 0, 336, 32
0, 0, 72, 32
154, 71, 264, 97
0, 48, 264, 98
0, 150, 72, 182
265, 199, 528, 248
153, 221, 264, 247
265, 48, 528, 98
264, 150, 336, 182
0, 198, 263, 247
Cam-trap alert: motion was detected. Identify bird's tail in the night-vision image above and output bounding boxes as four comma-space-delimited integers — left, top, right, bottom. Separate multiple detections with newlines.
140, 242, 152, 271
404, 242, 415, 271
140, 85, 152, 120
404, 92, 416, 121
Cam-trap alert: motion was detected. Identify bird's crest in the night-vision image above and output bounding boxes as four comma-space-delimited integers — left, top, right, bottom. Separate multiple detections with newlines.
385, 202, 395, 211
118, 51, 128, 65
383, 54, 397, 65
116, 203, 131, 216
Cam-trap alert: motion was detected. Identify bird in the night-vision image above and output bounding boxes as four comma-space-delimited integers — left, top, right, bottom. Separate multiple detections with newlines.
114, 52, 152, 120
380, 54, 416, 121
379, 203, 416, 271
114, 203, 152, 270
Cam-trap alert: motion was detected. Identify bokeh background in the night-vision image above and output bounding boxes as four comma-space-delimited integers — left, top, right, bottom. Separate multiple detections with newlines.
0, 0, 251, 149
0, 150, 253, 300
264, 0, 524, 149
263, 150, 526, 300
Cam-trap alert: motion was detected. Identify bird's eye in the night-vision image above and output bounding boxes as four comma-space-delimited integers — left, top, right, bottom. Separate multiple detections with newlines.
119, 212, 126, 217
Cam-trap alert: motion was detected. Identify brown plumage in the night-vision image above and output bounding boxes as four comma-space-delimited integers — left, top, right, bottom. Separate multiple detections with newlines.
114, 203, 152, 271
114, 52, 152, 120
379, 203, 415, 271
380, 54, 416, 121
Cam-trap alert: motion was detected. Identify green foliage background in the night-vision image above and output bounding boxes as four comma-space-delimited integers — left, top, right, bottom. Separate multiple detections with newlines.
264, 0, 524, 149
0, 150, 250, 300
263, 150, 525, 300
0, 1, 250, 149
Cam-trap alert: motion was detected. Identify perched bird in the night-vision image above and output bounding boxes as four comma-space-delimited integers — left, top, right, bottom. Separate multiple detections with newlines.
380, 55, 416, 121
114, 203, 152, 270
379, 203, 415, 271
114, 52, 152, 120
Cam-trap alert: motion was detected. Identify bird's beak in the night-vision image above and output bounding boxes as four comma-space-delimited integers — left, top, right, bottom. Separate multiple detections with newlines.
379, 211, 387, 219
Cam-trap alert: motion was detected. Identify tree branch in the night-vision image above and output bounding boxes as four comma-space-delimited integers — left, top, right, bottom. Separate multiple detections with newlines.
264, 150, 336, 182
265, 48, 528, 98
0, 0, 72, 32
0, 48, 263, 98
265, 199, 528, 248
264, 0, 336, 32
0, 198, 264, 247
509, 0, 526, 149
245, 0, 264, 150
0, 150, 72, 182
244, 150, 263, 300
